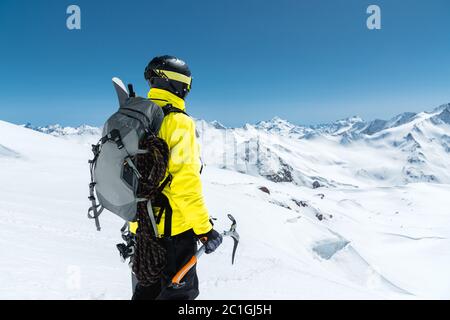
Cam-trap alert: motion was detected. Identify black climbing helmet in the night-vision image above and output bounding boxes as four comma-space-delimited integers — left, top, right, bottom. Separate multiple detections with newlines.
144, 55, 192, 99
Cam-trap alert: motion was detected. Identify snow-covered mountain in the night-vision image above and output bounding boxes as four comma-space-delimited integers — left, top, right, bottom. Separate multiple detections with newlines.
26, 104, 450, 189
22, 123, 102, 145
3, 104, 447, 299
24, 123, 101, 136
196, 104, 450, 187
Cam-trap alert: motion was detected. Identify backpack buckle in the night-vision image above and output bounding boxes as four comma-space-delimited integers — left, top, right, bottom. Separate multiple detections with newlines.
109, 129, 124, 149
91, 143, 100, 155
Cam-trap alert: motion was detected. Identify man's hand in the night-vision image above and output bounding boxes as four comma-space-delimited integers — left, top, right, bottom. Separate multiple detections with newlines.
198, 229, 223, 254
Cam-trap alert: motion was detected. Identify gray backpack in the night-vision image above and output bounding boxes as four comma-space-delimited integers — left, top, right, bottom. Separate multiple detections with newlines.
88, 78, 186, 231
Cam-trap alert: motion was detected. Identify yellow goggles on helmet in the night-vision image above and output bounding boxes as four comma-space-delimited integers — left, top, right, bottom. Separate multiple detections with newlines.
153, 69, 192, 90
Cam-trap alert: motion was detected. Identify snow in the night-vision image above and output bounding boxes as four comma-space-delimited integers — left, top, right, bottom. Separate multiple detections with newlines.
1, 104, 450, 299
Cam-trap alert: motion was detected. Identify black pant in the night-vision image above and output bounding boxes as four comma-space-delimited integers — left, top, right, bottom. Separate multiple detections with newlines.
132, 229, 199, 300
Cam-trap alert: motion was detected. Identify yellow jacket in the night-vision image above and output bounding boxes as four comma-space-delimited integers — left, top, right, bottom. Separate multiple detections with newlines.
130, 88, 212, 237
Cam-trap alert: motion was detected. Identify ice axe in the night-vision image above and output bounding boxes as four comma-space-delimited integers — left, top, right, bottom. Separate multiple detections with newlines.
170, 214, 240, 288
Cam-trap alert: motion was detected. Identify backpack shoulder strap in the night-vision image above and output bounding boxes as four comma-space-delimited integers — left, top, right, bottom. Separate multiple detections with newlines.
162, 104, 189, 117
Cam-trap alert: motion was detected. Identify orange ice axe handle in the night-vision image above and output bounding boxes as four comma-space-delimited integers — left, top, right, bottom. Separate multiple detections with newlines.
170, 214, 239, 289
170, 246, 205, 289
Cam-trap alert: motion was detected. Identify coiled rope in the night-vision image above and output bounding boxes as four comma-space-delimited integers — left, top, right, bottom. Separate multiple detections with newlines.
132, 135, 169, 286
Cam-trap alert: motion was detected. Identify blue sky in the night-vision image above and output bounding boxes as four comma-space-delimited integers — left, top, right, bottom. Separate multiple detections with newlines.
0, 0, 449, 127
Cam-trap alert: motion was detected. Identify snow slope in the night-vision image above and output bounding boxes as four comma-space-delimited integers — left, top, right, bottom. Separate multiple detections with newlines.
0, 120, 129, 299
1, 104, 450, 299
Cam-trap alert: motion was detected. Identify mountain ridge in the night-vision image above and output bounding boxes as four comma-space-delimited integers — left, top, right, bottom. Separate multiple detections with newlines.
16, 104, 450, 187
22, 103, 450, 138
